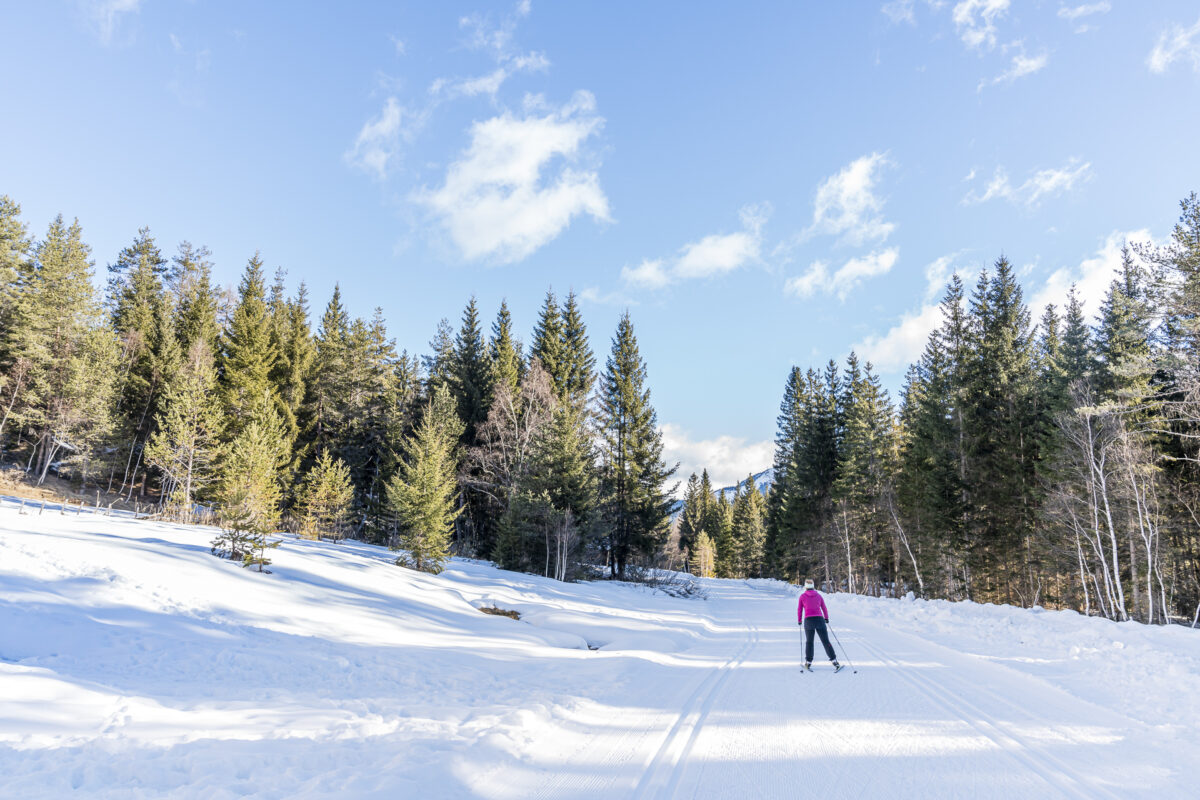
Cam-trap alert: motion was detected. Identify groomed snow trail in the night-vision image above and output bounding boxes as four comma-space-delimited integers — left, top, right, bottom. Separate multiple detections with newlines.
1, 502, 1197, 799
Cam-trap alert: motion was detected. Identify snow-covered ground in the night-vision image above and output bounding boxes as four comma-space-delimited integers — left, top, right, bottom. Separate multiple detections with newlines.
1, 499, 1198, 799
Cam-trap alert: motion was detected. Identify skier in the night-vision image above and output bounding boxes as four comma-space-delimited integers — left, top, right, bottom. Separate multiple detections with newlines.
797, 579, 841, 672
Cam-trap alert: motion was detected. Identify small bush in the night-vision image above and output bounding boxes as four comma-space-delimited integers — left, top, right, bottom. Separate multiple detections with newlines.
478, 605, 520, 620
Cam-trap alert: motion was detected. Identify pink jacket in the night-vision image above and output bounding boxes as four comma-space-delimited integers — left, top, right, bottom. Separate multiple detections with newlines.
797, 589, 829, 623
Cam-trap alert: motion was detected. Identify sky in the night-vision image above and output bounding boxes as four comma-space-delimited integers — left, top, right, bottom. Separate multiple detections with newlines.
2, 0, 1200, 491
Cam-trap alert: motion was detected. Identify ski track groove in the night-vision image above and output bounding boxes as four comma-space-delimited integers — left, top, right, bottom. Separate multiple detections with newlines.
631, 619, 759, 800
852, 630, 1116, 800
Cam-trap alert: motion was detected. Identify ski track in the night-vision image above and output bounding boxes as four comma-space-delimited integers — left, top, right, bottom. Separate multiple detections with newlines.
631, 618, 758, 799
851, 628, 1115, 799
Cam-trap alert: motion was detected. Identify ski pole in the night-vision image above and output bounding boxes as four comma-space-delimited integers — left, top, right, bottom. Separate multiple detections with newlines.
828, 624, 857, 674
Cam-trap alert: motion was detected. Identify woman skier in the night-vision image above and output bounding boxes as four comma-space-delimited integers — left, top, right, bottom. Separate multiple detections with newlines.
797, 579, 842, 672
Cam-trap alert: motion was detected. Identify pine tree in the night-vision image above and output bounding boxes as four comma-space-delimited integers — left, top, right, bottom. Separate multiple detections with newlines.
453, 296, 491, 444
387, 384, 464, 573
961, 258, 1040, 602
212, 400, 286, 571
1096, 246, 1152, 407
678, 472, 706, 567
559, 290, 595, 406
596, 313, 677, 577
0, 196, 31, 355
219, 254, 280, 436
731, 473, 767, 577
296, 450, 355, 541
5, 216, 120, 483
489, 300, 522, 402
424, 318, 456, 394
712, 490, 736, 578
170, 242, 219, 358
145, 339, 220, 518
689, 530, 717, 578
1060, 286, 1095, 390
109, 228, 177, 496
531, 289, 564, 395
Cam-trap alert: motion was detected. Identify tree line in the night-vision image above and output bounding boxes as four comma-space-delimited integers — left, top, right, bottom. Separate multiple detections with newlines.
0, 195, 675, 576
673, 193, 1200, 625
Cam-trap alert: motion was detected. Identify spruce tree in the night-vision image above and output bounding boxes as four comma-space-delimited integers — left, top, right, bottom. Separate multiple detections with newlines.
219, 254, 280, 437
145, 339, 220, 518
387, 384, 464, 573
424, 318, 456, 394
296, 450, 355, 540
212, 398, 287, 571
678, 472, 706, 567
109, 228, 176, 496
559, 290, 595, 406
689, 530, 717, 578
489, 300, 522, 402
531, 289, 564, 395
1096, 246, 1152, 407
0, 196, 31, 355
597, 313, 676, 576
452, 296, 491, 444
6, 216, 120, 483
170, 242, 219, 358
731, 474, 767, 577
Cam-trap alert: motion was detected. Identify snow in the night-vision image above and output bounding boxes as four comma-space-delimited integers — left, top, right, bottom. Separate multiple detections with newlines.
1, 498, 1198, 798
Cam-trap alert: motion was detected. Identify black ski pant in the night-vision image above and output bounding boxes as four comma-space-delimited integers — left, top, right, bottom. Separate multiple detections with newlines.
803, 617, 836, 663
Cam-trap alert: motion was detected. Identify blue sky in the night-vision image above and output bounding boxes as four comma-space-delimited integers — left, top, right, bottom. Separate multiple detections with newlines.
3, 0, 1200, 489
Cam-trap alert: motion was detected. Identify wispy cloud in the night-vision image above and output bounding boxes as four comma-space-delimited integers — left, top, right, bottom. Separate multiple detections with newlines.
1058, 3, 1110, 34
86, 0, 141, 45
659, 424, 773, 496
621, 205, 767, 289
439, 1, 548, 99
785, 248, 899, 301
805, 152, 895, 246
414, 91, 609, 264
882, 0, 917, 24
979, 49, 1048, 90
1148, 16, 1200, 74
345, 97, 421, 179
963, 158, 1092, 209
952, 0, 1011, 51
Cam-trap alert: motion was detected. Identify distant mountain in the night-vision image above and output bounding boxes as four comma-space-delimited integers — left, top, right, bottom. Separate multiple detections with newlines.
715, 468, 775, 502
669, 467, 774, 517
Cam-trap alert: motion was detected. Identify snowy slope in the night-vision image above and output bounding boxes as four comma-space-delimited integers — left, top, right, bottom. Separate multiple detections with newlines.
1, 499, 1198, 799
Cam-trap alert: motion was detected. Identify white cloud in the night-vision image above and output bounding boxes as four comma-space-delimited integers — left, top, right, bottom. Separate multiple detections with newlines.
882, 0, 917, 24
854, 303, 945, 373
87, 0, 141, 44
1058, 2, 1110, 20
1058, 2, 1110, 33
963, 158, 1092, 209
579, 286, 638, 306
415, 91, 609, 264
806, 152, 895, 245
785, 248, 899, 301
621, 259, 671, 290
1031, 229, 1153, 315
923, 252, 967, 301
390, 35, 406, 56
345, 97, 414, 179
952, 0, 1010, 50
980, 50, 1048, 90
621, 205, 767, 289
1148, 16, 1200, 74
659, 424, 774, 497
